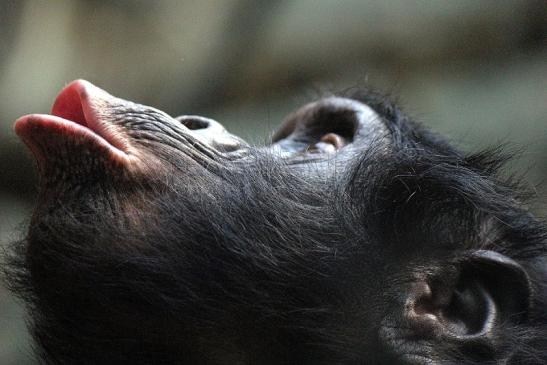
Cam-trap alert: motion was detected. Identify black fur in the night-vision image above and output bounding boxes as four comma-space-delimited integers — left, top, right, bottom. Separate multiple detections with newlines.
3, 87, 546, 364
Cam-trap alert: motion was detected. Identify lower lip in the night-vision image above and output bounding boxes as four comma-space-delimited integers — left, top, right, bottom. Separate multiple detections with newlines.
15, 113, 130, 165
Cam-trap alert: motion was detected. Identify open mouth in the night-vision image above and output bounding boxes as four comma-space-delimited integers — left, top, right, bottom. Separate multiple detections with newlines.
14, 80, 131, 166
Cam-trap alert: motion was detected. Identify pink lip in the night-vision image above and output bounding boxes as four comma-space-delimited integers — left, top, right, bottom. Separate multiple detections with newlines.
14, 79, 130, 165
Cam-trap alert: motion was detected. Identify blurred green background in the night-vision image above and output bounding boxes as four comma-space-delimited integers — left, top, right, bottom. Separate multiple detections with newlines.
0, 1, 545, 363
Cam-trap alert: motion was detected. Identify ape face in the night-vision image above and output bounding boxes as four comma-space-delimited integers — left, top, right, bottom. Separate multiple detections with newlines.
7, 80, 547, 364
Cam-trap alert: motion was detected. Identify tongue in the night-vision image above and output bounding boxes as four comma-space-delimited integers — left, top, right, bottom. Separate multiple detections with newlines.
51, 80, 91, 127
14, 80, 132, 166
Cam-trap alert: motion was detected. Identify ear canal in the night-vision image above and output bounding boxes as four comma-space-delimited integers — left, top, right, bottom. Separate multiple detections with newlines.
406, 275, 497, 339
406, 250, 532, 340
463, 250, 532, 320
439, 279, 496, 337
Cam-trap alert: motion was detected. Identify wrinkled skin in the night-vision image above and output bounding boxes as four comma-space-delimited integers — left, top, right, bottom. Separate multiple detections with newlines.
5, 80, 547, 364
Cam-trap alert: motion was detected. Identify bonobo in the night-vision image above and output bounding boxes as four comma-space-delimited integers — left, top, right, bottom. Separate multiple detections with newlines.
4, 80, 546, 364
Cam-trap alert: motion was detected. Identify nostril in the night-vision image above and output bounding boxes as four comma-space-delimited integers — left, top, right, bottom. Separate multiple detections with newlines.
178, 117, 210, 131
174, 115, 247, 152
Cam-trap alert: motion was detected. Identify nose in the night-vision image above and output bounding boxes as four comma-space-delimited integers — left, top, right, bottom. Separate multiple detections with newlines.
176, 115, 247, 152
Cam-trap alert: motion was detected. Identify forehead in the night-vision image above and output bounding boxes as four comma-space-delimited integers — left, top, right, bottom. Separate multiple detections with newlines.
295, 97, 381, 124
273, 97, 386, 141
269, 96, 392, 164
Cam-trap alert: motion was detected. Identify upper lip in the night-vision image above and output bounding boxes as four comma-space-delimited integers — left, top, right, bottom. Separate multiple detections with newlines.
14, 79, 131, 165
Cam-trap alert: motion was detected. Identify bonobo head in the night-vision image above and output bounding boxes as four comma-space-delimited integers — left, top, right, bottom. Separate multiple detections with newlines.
5, 80, 547, 364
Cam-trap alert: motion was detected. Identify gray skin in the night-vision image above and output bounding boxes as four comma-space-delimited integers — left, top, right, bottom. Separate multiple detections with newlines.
15, 80, 388, 199
17, 81, 383, 176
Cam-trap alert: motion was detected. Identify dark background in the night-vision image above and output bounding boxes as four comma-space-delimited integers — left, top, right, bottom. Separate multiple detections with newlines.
0, 1, 545, 363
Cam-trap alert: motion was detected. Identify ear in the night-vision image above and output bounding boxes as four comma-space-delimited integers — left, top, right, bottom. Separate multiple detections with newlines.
405, 250, 532, 340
